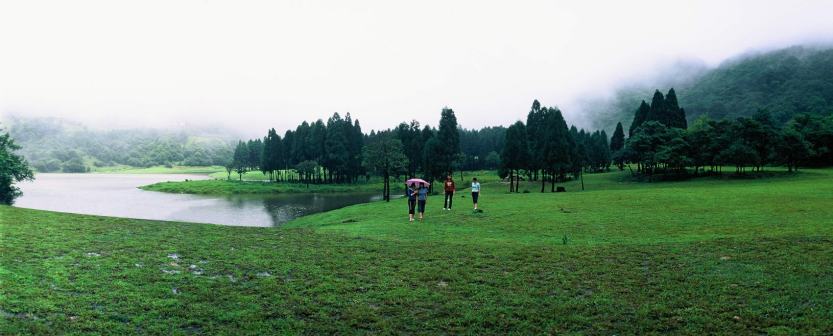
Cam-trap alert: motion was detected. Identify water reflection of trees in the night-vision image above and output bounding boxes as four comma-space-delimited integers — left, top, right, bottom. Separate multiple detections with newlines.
261, 193, 378, 226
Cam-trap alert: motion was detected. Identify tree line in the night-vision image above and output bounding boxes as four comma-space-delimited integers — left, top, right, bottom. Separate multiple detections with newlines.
613, 88, 833, 176
499, 100, 612, 193
228, 109, 474, 195
8, 117, 233, 172
227, 87, 833, 197
229, 112, 365, 184
230, 103, 616, 198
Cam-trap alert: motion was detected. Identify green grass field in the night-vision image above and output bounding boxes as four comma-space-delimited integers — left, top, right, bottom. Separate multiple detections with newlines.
2, 169, 832, 334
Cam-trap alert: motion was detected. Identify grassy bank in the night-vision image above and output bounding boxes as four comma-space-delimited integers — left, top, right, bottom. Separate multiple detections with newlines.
90, 165, 226, 174
3, 169, 833, 334
208, 170, 271, 180
145, 170, 495, 195
139, 179, 403, 195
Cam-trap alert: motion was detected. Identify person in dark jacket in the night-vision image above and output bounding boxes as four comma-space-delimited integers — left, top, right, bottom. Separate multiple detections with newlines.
443, 175, 455, 210
406, 182, 417, 222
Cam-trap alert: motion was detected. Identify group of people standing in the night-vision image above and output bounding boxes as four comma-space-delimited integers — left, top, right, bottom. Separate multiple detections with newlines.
406, 176, 481, 222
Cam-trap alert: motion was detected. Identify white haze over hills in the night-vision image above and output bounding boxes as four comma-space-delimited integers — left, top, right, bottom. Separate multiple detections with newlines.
2, 0, 833, 137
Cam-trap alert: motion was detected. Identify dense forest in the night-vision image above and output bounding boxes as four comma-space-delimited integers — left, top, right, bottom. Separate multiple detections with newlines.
613, 89, 833, 176
588, 46, 833, 131
230, 104, 613, 196
6, 117, 234, 172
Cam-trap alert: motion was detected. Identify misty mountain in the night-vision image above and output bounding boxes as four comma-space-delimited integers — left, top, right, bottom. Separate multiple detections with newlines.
587, 45, 833, 131
3, 116, 235, 172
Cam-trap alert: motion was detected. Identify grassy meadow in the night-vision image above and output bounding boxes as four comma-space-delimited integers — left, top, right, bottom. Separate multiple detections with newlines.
2, 169, 833, 334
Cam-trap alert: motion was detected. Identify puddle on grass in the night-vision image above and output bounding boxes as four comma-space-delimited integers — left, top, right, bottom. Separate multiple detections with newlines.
0, 309, 39, 320
188, 265, 204, 275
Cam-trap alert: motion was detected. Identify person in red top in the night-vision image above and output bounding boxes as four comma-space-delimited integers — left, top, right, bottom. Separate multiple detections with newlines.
443, 175, 455, 210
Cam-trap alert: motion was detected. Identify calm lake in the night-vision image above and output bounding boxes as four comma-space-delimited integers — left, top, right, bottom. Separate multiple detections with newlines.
15, 174, 383, 227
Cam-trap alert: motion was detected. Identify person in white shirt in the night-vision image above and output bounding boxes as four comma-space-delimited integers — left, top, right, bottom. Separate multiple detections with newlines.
470, 177, 481, 210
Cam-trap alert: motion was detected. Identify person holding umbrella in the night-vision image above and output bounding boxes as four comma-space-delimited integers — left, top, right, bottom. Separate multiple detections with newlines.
405, 178, 430, 221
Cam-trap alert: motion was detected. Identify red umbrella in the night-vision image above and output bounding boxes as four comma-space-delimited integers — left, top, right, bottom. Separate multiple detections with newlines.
405, 178, 429, 186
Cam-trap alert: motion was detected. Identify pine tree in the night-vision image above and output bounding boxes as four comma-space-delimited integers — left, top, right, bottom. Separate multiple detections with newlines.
422, 136, 444, 188
293, 122, 311, 164
665, 88, 687, 129
647, 90, 667, 126
526, 100, 544, 180
349, 117, 365, 182
597, 130, 611, 171
282, 130, 295, 180
260, 130, 274, 180
232, 141, 249, 180
500, 121, 529, 192
629, 101, 650, 137
324, 113, 349, 183
395, 120, 423, 177
610, 122, 625, 152
261, 128, 284, 181
309, 120, 327, 180
541, 107, 572, 192
610, 122, 626, 170
569, 126, 586, 176
435, 107, 461, 177
246, 139, 262, 171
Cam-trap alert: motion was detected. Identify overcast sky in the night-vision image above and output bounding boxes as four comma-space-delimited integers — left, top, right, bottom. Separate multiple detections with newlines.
2, 0, 833, 136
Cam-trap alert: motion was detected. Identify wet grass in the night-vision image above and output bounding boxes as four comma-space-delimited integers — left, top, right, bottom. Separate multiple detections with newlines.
2, 169, 833, 334
289, 169, 831, 246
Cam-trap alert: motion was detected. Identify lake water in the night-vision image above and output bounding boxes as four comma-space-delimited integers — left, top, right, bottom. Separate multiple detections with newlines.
15, 174, 383, 227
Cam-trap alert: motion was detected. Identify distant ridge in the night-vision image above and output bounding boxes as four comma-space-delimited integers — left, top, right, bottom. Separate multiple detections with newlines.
587, 45, 833, 131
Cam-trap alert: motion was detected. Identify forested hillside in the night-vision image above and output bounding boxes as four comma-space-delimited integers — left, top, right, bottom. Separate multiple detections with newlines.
589, 46, 833, 131
5, 117, 234, 172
